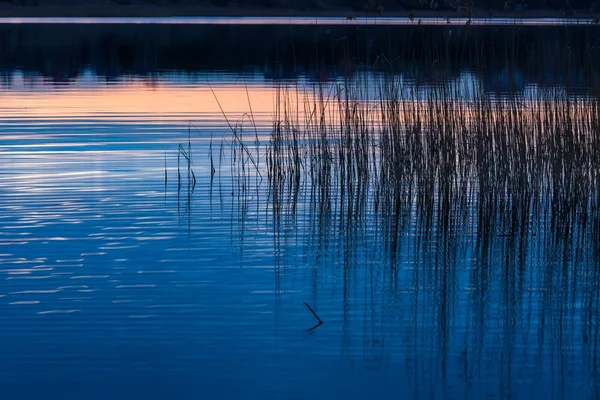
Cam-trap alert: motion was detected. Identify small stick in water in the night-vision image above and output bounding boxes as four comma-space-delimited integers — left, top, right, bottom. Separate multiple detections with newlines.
302, 301, 323, 324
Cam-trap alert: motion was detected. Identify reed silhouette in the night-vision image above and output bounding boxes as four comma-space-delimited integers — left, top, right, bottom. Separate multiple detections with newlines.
202, 25, 600, 395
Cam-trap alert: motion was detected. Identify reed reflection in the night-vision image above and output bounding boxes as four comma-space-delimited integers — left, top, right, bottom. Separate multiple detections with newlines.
217, 55, 600, 397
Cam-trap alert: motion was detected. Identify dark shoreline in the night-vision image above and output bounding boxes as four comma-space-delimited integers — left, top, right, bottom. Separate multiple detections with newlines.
0, 3, 597, 19
0, 23, 598, 95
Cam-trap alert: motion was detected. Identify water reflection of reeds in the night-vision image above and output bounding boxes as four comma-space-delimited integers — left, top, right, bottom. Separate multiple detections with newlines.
261, 83, 600, 254
217, 57, 600, 394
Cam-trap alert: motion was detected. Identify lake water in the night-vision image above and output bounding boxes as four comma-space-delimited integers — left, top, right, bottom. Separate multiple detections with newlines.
1, 23, 600, 400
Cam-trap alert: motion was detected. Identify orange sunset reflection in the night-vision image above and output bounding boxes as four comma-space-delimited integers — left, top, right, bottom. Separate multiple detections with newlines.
0, 80, 290, 122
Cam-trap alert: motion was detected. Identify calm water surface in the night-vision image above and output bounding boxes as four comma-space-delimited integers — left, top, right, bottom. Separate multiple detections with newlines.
1, 24, 600, 400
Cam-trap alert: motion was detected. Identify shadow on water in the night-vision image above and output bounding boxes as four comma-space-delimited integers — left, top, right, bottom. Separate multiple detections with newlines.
0, 23, 599, 92
198, 24, 600, 397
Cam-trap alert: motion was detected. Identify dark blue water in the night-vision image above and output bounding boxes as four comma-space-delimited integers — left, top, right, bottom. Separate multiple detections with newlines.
1, 24, 600, 400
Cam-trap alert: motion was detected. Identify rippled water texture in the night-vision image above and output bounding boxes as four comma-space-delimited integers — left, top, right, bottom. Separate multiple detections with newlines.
1, 23, 600, 399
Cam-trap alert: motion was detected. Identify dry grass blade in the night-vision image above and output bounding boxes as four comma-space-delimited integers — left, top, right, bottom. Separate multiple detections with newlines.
302, 301, 323, 324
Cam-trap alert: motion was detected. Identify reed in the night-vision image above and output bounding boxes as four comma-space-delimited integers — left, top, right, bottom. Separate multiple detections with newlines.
207, 26, 600, 380
251, 29, 600, 261
197, 25, 600, 269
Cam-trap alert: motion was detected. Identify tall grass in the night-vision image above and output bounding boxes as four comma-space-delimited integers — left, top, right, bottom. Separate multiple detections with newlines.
196, 25, 600, 268
257, 40, 600, 261
209, 27, 600, 376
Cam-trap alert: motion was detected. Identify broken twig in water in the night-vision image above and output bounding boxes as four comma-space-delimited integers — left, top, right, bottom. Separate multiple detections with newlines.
303, 301, 323, 324
306, 321, 323, 332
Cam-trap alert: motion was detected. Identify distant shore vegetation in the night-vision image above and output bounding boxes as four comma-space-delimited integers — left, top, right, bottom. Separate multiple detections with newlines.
0, 0, 597, 18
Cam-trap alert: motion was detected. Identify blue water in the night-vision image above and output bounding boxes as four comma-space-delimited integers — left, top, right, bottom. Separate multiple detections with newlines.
0, 27, 600, 399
